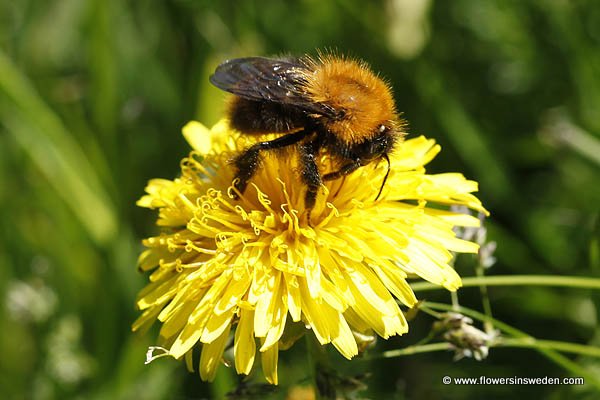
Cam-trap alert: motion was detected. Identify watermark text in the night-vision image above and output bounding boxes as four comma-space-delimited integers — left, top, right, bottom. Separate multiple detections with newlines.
442, 375, 584, 385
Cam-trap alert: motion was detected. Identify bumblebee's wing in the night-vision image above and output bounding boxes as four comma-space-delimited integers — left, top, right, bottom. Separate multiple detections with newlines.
209, 57, 334, 116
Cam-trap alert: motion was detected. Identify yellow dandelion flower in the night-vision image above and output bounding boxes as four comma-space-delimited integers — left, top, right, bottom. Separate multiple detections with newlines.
133, 120, 487, 384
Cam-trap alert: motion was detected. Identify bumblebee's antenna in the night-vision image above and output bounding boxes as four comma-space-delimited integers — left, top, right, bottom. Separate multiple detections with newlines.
375, 153, 391, 201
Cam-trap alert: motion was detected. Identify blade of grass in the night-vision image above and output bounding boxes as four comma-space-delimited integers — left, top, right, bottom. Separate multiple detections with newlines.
88, 0, 119, 140
0, 51, 117, 244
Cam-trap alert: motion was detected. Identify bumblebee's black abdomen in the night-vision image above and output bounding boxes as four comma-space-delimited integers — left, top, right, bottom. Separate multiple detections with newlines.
228, 97, 310, 134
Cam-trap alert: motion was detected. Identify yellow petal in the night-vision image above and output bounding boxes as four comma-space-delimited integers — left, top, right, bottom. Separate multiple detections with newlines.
319, 276, 347, 312
426, 208, 481, 227
343, 307, 370, 333
343, 263, 407, 338
260, 283, 288, 351
369, 262, 417, 307
199, 323, 231, 381
301, 241, 322, 299
131, 307, 161, 333
234, 309, 256, 375
391, 136, 439, 170
330, 312, 358, 359
135, 274, 179, 310
185, 349, 194, 372
170, 316, 205, 359
401, 240, 462, 291
345, 263, 398, 316
284, 273, 302, 322
159, 301, 197, 340
261, 340, 279, 385
137, 179, 177, 209
299, 278, 338, 344
201, 308, 234, 344
254, 272, 281, 337
214, 272, 252, 315
182, 121, 212, 153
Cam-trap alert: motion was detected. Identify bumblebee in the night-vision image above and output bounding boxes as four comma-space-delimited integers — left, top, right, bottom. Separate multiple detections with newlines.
210, 53, 404, 215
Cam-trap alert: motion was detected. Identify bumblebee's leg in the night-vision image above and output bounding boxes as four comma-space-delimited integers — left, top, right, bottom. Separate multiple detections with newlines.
322, 161, 361, 181
299, 136, 324, 216
324, 155, 391, 201
233, 129, 311, 197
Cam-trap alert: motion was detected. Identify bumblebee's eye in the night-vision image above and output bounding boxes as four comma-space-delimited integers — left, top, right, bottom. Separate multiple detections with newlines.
379, 124, 387, 133
369, 136, 389, 158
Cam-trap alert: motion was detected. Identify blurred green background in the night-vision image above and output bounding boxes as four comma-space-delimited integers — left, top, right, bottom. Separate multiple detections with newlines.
1, 0, 599, 399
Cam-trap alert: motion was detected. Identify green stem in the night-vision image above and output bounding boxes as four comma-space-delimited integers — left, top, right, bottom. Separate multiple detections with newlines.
305, 335, 318, 399
450, 290, 460, 312
305, 334, 331, 400
474, 263, 494, 334
375, 342, 451, 359
449, 256, 460, 311
410, 275, 600, 292
496, 338, 600, 358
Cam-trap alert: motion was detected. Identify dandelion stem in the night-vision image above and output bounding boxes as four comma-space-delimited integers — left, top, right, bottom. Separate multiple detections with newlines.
449, 256, 460, 311
410, 275, 600, 292
495, 338, 600, 358
305, 335, 317, 397
450, 290, 460, 312
376, 342, 451, 359
474, 263, 494, 334
306, 334, 333, 400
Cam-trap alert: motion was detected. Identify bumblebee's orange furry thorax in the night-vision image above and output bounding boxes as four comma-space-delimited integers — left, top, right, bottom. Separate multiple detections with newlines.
302, 55, 398, 145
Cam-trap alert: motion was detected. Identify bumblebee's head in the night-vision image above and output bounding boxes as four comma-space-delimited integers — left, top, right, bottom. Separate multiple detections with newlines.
361, 123, 401, 200
358, 123, 398, 163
